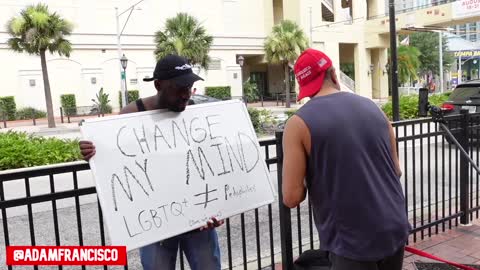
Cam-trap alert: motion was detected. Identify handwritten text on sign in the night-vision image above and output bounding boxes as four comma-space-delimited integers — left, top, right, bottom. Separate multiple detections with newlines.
80, 100, 275, 251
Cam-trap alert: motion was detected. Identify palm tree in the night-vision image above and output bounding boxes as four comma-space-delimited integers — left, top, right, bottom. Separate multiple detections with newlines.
6, 4, 73, 128
397, 45, 421, 85
264, 20, 308, 108
154, 13, 213, 69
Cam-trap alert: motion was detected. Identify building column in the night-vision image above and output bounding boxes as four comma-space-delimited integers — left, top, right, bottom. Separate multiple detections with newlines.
379, 48, 389, 99
226, 65, 243, 98
354, 44, 373, 98
324, 41, 340, 74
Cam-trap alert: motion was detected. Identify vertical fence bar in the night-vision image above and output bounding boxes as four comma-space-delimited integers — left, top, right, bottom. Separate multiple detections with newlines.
255, 209, 262, 270
264, 143, 275, 269
72, 171, 86, 270
25, 178, 35, 246
0, 182, 12, 270
72, 171, 84, 246
308, 200, 314, 250
460, 110, 470, 225
268, 205, 274, 269
241, 213, 247, 270
420, 122, 425, 240
48, 174, 63, 269
476, 122, 479, 219
25, 177, 38, 270
435, 122, 439, 234
412, 124, 417, 242
449, 124, 453, 230
96, 201, 108, 270
455, 125, 461, 226
442, 123, 446, 232
179, 249, 185, 270
427, 122, 432, 237
226, 218, 233, 269
296, 206, 302, 255
403, 125, 409, 226
275, 130, 293, 270
469, 118, 474, 221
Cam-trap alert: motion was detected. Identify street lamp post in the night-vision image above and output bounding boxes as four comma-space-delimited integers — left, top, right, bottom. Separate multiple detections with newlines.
115, 7, 127, 109
115, 0, 145, 108
389, 0, 400, 121
237, 55, 245, 104
120, 54, 129, 106
439, 32, 444, 93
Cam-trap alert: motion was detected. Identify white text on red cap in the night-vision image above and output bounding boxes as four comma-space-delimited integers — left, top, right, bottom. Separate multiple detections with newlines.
295, 66, 312, 81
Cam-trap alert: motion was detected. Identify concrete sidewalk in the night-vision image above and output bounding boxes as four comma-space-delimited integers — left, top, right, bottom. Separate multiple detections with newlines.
270, 218, 480, 270
403, 218, 480, 270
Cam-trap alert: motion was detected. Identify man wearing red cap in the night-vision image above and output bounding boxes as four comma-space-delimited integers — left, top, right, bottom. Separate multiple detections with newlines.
281, 48, 411, 270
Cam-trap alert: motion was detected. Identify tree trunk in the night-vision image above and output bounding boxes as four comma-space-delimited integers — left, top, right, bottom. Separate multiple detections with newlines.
284, 62, 291, 108
40, 50, 56, 128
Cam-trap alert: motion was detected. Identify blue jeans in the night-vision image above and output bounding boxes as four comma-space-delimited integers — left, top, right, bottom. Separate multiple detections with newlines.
139, 229, 221, 270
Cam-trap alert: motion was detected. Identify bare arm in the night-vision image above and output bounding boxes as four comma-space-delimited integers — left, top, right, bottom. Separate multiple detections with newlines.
282, 115, 308, 208
119, 101, 139, 115
384, 114, 402, 177
79, 101, 139, 161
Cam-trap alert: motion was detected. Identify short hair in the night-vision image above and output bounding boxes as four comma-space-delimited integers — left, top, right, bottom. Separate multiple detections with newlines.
324, 67, 334, 81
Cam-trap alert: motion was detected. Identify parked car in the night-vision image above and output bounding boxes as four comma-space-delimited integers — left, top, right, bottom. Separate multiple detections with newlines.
189, 94, 220, 105
440, 80, 480, 145
441, 80, 480, 116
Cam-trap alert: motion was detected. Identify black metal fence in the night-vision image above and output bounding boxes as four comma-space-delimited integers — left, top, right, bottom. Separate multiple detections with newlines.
1, 112, 480, 269
60, 106, 108, 124
1, 111, 39, 128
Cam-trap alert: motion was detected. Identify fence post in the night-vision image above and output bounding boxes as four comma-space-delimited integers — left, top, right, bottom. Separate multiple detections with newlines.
275, 130, 294, 269
32, 110, 36, 126
459, 109, 470, 225
2, 112, 6, 128
60, 107, 64, 124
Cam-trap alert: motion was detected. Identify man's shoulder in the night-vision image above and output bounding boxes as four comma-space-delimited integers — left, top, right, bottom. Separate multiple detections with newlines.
284, 115, 308, 135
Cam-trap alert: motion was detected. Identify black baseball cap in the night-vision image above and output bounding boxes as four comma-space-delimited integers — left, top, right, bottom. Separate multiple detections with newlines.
143, 55, 204, 87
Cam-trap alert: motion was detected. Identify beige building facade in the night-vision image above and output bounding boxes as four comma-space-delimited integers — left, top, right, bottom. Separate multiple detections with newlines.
1, 0, 479, 115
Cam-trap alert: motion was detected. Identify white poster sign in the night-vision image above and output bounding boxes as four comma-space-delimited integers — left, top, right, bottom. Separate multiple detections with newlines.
80, 100, 276, 251
452, 0, 480, 19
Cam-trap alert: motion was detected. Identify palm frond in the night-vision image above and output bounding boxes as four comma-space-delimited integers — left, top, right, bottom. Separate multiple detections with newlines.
153, 13, 213, 69
397, 45, 422, 84
264, 20, 308, 65
5, 4, 73, 56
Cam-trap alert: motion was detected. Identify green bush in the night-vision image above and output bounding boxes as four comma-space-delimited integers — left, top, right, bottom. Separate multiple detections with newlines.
93, 88, 112, 116
244, 80, 259, 102
247, 107, 275, 133
103, 105, 113, 114
119, 90, 140, 108
285, 109, 298, 119
205, 86, 231, 100
16, 107, 47, 120
0, 131, 82, 170
60, 94, 77, 116
0, 96, 17, 121
382, 93, 450, 120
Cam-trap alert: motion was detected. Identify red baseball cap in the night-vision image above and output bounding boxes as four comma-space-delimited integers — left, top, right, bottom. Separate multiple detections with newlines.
294, 48, 333, 101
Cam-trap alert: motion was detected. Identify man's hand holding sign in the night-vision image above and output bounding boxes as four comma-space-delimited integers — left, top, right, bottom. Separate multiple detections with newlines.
79, 55, 274, 270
